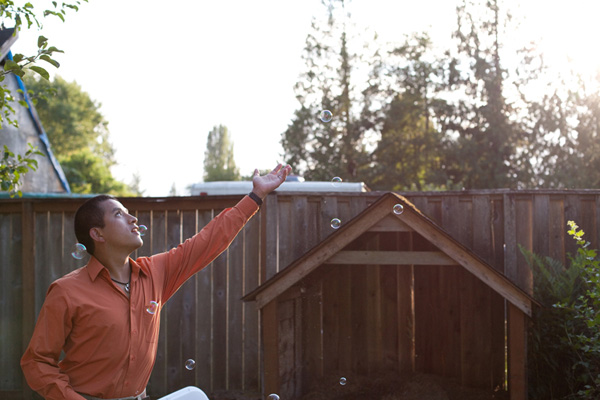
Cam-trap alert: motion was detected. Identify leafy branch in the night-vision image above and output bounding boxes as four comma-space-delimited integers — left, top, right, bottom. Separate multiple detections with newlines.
0, 0, 86, 195
0, 143, 43, 197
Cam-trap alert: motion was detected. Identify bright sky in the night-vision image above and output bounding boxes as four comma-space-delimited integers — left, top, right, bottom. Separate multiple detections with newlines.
12, 0, 600, 196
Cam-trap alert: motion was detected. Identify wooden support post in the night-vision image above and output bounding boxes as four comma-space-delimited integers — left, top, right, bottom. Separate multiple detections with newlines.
508, 302, 527, 400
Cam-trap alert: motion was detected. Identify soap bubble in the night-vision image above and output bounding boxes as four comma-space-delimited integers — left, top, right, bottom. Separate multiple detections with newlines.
185, 359, 196, 370
330, 218, 341, 229
319, 110, 333, 123
331, 176, 342, 187
339, 377, 347, 386
145, 301, 159, 315
138, 225, 148, 237
71, 243, 86, 260
393, 204, 404, 215
267, 395, 280, 400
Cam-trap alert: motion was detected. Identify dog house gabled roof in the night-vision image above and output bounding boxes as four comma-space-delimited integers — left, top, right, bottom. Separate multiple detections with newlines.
243, 192, 536, 316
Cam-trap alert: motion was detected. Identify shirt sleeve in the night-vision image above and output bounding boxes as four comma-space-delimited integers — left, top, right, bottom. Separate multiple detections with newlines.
150, 195, 259, 301
20, 283, 87, 400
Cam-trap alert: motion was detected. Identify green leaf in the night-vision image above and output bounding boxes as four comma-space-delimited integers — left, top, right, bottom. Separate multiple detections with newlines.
29, 66, 50, 80
46, 46, 64, 54
12, 53, 24, 63
4, 60, 20, 72
39, 54, 60, 68
37, 35, 48, 48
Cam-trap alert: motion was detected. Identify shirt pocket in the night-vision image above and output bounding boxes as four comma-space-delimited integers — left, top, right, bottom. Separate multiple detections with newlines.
139, 301, 161, 344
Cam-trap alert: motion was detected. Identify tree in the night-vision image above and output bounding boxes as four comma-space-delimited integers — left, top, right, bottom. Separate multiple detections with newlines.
23, 74, 131, 195
367, 33, 452, 191
128, 172, 145, 196
203, 125, 240, 182
281, 0, 374, 182
435, 0, 521, 189
0, 0, 87, 195
369, 93, 446, 191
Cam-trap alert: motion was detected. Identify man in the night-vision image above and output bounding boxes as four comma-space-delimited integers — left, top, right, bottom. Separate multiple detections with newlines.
21, 164, 292, 400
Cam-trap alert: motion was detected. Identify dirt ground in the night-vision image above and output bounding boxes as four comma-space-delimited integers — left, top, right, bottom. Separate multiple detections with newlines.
209, 372, 509, 400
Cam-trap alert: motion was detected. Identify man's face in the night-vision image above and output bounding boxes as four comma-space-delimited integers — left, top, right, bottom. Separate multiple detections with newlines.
95, 199, 144, 253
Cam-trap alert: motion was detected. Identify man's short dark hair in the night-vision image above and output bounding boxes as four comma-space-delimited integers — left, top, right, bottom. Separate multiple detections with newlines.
74, 195, 116, 256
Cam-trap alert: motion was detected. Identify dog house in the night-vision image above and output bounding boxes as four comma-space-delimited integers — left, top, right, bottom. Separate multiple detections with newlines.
244, 192, 535, 400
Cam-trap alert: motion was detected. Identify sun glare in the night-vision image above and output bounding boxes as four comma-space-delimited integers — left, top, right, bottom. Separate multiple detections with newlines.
517, 1, 600, 80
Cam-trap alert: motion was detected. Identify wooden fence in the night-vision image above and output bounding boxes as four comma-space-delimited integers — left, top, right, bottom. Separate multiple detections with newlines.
1, 189, 600, 399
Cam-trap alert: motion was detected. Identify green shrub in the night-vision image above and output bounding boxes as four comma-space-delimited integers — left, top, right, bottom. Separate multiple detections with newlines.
523, 221, 600, 399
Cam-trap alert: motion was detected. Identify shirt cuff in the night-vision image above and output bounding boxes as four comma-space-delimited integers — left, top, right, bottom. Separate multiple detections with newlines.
238, 195, 260, 216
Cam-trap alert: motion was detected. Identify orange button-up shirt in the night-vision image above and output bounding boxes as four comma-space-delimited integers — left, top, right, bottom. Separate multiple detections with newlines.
21, 196, 258, 400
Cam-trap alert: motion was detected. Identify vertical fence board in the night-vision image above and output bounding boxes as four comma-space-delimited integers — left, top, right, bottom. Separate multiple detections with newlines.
549, 198, 566, 265
514, 197, 533, 294
228, 228, 244, 390
243, 215, 261, 392
180, 210, 198, 389
212, 245, 228, 390
441, 196, 464, 382
302, 280, 323, 391
166, 210, 183, 391
366, 264, 383, 375
0, 213, 22, 391
291, 196, 309, 262
277, 298, 296, 399
148, 210, 167, 396
320, 196, 338, 242
472, 196, 503, 389
580, 198, 597, 248
533, 195, 550, 257
381, 264, 399, 369
322, 265, 340, 374
195, 210, 213, 392
564, 195, 581, 259
337, 264, 352, 374
278, 200, 293, 273
265, 195, 279, 280
490, 197, 504, 273
33, 212, 49, 315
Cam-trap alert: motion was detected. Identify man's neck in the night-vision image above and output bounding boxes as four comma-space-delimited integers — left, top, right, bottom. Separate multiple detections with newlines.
94, 251, 131, 282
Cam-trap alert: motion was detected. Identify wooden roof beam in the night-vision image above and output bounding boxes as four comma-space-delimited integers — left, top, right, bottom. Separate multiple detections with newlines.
324, 250, 458, 265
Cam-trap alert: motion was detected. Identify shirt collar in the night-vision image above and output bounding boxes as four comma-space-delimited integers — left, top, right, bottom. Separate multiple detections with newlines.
86, 255, 148, 282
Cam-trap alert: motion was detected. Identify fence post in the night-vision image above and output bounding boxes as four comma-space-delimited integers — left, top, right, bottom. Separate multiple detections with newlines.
21, 200, 35, 399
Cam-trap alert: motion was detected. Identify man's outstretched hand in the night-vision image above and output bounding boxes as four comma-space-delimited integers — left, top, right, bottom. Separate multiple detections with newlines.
252, 164, 293, 200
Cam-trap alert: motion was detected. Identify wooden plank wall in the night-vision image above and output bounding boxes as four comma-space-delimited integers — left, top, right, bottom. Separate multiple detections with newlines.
2, 190, 600, 399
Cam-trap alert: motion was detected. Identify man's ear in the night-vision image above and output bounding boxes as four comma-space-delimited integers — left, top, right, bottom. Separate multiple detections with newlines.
89, 227, 105, 243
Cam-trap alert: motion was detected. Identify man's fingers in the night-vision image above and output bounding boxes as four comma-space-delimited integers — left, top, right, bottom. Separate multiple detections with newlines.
271, 163, 283, 174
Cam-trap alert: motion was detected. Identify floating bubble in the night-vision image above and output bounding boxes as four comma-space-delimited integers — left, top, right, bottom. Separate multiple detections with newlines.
393, 204, 404, 215
330, 218, 341, 229
267, 395, 280, 400
339, 377, 347, 386
331, 176, 342, 187
71, 243, 86, 260
185, 359, 196, 370
320, 109, 333, 123
145, 301, 159, 315
138, 225, 148, 237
